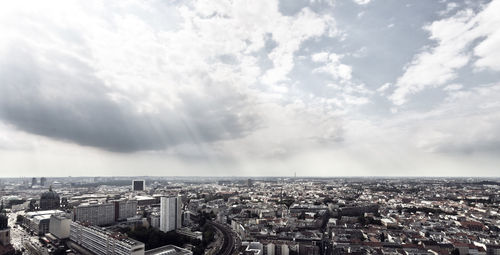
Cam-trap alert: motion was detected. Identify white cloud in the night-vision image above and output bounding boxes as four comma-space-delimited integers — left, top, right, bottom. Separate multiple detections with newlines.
312, 53, 352, 82
391, 1, 500, 105
0, 0, 498, 177
390, 9, 476, 105
472, 0, 500, 71
352, 0, 371, 5
311, 52, 329, 62
443, 83, 463, 91
439, 2, 460, 16
0, 0, 350, 171
413, 83, 500, 154
377, 83, 392, 95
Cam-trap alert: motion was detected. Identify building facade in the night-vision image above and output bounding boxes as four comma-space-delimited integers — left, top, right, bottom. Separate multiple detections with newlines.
70, 221, 145, 255
22, 210, 64, 236
114, 200, 138, 221
160, 196, 181, 232
49, 214, 71, 239
73, 203, 115, 226
132, 180, 145, 191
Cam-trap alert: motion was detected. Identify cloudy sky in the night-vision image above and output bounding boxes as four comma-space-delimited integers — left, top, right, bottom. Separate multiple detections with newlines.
1, 0, 499, 177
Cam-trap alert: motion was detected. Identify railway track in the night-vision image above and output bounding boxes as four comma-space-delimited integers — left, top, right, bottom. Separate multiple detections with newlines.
208, 221, 235, 255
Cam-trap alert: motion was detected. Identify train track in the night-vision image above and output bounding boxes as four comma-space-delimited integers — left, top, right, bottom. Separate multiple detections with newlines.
208, 221, 235, 255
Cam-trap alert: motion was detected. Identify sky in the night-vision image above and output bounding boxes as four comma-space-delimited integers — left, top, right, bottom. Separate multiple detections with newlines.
1, 0, 500, 177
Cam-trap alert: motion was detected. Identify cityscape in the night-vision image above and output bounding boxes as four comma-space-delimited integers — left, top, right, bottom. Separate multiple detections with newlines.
1, 0, 500, 254
0, 177, 499, 254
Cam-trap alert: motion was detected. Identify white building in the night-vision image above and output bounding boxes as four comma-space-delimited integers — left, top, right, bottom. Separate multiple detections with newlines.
243, 242, 264, 255
49, 214, 71, 239
144, 244, 192, 255
70, 221, 145, 255
150, 213, 160, 229
23, 210, 64, 235
160, 196, 181, 232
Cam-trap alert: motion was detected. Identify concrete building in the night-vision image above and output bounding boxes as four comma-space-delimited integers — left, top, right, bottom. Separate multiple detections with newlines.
32, 215, 51, 235
243, 242, 263, 255
49, 214, 71, 239
73, 203, 115, 226
338, 204, 379, 217
70, 221, 145, 255
73, 200, 138, 226
132, 180, 145, 191
114, 200, 138, 221
40, 177, 47, 187
160, 196, 181, 232
176, 228, 202, 240
149, 213, 160, 229
135, 196, 159, 206
23, 210, 64, 235
144, 244, 192, 255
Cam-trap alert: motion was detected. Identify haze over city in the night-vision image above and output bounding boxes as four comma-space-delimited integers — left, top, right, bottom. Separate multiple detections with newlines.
1, 0, 500, 177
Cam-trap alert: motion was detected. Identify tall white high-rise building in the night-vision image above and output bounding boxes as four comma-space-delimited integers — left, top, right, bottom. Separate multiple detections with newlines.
159, 196, 181, 232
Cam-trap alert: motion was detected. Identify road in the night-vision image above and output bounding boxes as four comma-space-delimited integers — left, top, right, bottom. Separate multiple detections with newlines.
7, 211, 49, 255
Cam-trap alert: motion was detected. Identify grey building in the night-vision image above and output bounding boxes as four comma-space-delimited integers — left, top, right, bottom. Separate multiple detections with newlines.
70, 221, 145, 255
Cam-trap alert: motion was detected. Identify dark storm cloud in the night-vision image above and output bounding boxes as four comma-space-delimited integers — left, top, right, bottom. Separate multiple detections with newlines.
0, 43, 257, 152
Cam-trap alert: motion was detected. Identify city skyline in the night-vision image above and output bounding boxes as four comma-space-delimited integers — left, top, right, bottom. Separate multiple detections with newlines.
1, 0, 500, 177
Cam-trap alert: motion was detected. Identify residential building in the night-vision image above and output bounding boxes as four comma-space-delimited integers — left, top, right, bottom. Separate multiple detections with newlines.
70, 221, 145, 255
73, 203, 115, 226
160, 196, 181, 232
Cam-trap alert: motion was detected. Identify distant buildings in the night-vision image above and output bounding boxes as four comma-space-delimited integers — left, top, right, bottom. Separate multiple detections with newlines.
40, 177, 47, 187
247, 178, 253, 187
70, 221, 145, 255
132, 180, 145, 191
338, 204, 379, 217
39, 186, 60, 210
31, 177, 37, 187
160, 196, 181, 232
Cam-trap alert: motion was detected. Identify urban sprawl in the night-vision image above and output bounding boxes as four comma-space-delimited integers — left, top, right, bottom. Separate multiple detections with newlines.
0, 177, 499, 255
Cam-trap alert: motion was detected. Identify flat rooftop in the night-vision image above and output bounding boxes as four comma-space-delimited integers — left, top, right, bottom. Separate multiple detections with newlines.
145, 244, 192, 255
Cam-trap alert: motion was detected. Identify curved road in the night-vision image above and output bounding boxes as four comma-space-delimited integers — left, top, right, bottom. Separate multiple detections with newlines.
208, 221, 235, 255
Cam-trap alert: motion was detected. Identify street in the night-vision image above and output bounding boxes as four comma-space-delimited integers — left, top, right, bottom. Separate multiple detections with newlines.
7, 211, 49, 255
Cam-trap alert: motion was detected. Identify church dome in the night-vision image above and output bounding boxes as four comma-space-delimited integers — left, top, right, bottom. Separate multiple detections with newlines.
40, 187, 60, 200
